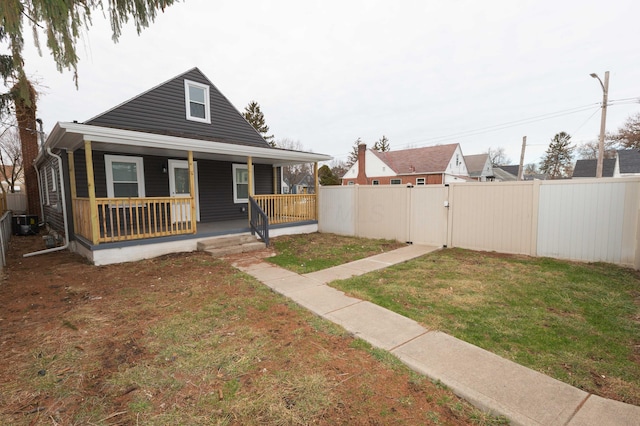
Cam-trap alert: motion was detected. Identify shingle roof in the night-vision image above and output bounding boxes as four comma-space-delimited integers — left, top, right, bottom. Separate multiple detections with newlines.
572, 159, 616, 177
617, 149, 640, 174
499, 165, 520, 176
492, 167, 517, 181
464, 154, 490, 177
371, 143, 459, 174
86, 67, 270, 148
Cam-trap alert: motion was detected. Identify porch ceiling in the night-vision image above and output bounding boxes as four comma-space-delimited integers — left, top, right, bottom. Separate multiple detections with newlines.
45, 122, 332, 166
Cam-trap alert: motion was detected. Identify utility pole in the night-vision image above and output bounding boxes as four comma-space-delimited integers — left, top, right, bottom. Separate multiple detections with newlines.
517, 136, 526, 181
591, 71, 609, 178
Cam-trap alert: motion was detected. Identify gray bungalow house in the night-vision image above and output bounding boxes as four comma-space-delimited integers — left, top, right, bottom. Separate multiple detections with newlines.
35, 68, 330, 265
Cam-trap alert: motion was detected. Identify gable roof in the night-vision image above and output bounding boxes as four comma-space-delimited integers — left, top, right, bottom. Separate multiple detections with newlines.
492, 167, 517, 181
372, 143, 459, 174
572, 158, 616, 178
499, 165, 520, 176
464, 154, 491, 177
85, 67, 269, 148
617, 149, 640, 174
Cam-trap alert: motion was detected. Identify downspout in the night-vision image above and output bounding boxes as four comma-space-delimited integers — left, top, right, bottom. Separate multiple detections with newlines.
33, 165, 46, 225
23, 148, 69, 257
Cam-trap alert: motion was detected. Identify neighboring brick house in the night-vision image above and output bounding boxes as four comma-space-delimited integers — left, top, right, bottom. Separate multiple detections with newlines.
342, 143, 470, 186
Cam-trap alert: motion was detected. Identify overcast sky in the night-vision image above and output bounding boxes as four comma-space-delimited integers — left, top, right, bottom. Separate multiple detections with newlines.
18, 0, 640, 167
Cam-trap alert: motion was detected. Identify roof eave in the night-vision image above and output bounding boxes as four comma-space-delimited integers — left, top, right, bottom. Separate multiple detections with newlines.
46, 122, 332, 164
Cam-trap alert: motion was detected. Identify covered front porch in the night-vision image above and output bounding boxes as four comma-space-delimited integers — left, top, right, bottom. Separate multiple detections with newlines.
45, 122, 331, 255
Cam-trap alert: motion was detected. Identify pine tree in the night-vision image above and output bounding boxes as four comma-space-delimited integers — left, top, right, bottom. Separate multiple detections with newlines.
373, 135, 390, 152
1, 0, 178, 95
346, 138, 362, 167
2, 1, 179, 214
243, 101, 275, 146
318, 164, 340, 185
539, 132, 574, 179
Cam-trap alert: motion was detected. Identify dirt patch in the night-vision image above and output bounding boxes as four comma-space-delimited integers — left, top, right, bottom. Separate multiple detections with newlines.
0, 236, 499, 425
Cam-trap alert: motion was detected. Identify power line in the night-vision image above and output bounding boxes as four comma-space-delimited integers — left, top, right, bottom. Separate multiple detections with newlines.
329, 97, 640, 160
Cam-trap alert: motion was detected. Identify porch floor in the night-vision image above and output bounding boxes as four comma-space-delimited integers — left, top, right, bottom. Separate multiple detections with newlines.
77, 218, 316, 252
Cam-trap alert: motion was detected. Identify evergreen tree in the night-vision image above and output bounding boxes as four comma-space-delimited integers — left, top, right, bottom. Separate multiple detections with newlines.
318, 164, 340, 185
346, 138, 362, 168
243, 101, 275, 146
2, 1, 178, 214
373, 135, 390, 152
1, 0, 178, 97
539, 132, 574, 179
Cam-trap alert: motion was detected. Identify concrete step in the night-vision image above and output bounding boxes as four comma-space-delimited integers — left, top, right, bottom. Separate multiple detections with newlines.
197, 234, 257, 251
205, 241, 267, 258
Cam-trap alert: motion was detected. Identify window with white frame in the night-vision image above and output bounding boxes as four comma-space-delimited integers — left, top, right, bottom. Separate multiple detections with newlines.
416, 178, 425, 185
232, 164, 254, 203
347, 181, 355, 186
184, 80, 211, 123
372, 180, 379, 185
105, 155, 146, 198
390, 179, 401, 185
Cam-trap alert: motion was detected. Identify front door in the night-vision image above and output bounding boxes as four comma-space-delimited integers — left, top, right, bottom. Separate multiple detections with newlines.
168, 159, 200, 223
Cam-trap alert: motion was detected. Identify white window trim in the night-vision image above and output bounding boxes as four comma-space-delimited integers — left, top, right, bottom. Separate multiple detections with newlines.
43, 168, 50, 205
416, 178, 425, 185
232, 163, 255, 204
184, 79, 211, 124
372, 180, 380, 185
105, 154, 146, 198
390, 179, 402, 185
50, 167, 57, 192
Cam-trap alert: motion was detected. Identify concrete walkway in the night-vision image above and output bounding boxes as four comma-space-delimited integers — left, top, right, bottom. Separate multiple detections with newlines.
230, 244, 640, 426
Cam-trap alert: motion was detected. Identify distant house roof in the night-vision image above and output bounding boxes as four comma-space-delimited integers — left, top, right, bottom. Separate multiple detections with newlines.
617, 149, 640, 174
499, 165, 520, 177
464, 154, 491, 178
572, 158, 616, 178
371, 143, 459, 174
492, 167, 517, 181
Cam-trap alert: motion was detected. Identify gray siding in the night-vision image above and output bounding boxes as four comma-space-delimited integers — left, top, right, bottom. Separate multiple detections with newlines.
40, 155, 65, 233
86, 68, 269, 148
73, 150, 275, 223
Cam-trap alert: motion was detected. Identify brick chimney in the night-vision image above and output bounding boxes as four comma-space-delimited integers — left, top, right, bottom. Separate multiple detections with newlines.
356, 142, 368, 184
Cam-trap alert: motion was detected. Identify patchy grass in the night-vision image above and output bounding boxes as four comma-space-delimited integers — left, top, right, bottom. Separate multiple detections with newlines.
330, 248, 640, 405
266, 233, 405, 273
0, 236, 506, 425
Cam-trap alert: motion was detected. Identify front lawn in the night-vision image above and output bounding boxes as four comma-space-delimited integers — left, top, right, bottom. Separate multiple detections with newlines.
330, 248, 640, 405
266, 233, 405, 273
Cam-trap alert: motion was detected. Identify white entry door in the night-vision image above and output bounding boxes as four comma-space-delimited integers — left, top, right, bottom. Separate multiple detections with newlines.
168, 159, 200, 223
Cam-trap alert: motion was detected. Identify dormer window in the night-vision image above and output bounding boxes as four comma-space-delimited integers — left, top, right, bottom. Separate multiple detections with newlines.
184, 80, 211, 123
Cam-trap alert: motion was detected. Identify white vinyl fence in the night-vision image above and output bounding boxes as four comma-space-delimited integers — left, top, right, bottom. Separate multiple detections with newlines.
0, 210, 13, 269
319, 178, 640, 269
7, 193, 27, 213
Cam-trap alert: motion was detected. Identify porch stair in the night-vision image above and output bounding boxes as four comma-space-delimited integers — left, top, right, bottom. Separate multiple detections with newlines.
197, 234, 266, 258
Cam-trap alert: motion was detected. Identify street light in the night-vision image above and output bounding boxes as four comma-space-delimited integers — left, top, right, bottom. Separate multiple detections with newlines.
590, 71, 609, 178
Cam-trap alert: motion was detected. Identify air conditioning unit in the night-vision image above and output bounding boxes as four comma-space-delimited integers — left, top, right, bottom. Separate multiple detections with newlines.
12, 215, 39, 236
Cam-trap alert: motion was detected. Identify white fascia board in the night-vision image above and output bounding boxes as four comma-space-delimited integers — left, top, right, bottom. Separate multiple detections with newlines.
51, 122, 331, 163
